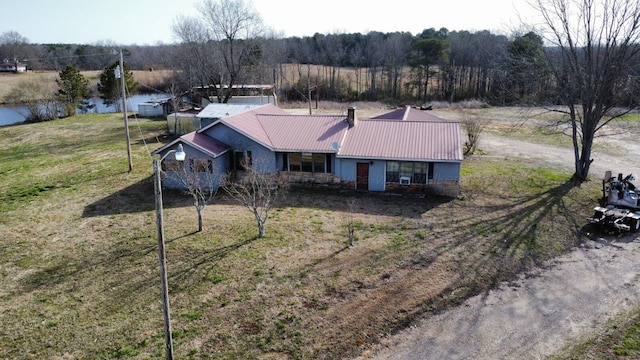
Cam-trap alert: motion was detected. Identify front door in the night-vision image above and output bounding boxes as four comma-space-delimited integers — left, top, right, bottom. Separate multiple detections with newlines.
356, 163, 369, 190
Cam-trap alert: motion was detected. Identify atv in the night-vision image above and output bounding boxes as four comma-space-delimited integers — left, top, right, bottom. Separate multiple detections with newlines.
587, 171, 640, 232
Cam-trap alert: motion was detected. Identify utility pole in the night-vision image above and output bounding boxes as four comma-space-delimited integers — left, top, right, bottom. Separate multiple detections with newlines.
118, 49, 133, 172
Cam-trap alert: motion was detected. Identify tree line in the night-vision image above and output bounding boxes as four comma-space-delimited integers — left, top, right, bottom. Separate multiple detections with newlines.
1, 23, 624, 107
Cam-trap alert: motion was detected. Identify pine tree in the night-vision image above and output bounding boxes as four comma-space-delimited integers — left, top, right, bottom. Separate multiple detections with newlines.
55, 65, 93, 117
97, 61, 138, 112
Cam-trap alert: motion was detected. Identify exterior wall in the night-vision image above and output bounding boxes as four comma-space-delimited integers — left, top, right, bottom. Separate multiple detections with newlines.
159, 143, 229, 190
384, 161, 461, 197
344, 158, 471, 192
139, 103, 166, 117
336, 158, 385, 191
202, 123, 276, 171
433, 162, 460, 182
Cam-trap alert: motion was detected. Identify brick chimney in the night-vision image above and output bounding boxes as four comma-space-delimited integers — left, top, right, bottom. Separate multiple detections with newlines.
347, 106, 357, 127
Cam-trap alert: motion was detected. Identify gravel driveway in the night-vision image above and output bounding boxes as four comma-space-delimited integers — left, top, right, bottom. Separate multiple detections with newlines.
360, 125, 640, 360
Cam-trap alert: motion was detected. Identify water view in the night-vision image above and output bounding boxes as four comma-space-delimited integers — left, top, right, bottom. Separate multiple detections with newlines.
0, 94, 168, 126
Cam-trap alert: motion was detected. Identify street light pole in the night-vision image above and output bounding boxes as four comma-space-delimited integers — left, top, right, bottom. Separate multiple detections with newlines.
153, 144, 185, 360
119, 49, 133, 172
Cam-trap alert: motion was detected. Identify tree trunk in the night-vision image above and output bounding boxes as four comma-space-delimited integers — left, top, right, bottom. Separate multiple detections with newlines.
197, 207, 204, 232
257, 220, 265, 238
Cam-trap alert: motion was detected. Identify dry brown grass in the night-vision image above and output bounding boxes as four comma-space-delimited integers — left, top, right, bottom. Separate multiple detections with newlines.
0, 70, 175, 103
0, 109, 600, 359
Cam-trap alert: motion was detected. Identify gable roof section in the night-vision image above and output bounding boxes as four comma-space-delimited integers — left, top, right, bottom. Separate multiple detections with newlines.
370, 106, 450, 122
214, 105, 348, 152
151, 132, 231, 158
254, 115, 348, 152
338, 119, 463, 162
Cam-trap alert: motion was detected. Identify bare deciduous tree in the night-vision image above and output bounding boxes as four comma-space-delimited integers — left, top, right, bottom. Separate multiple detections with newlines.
462, 112, 486, 156
222, 161, 286, 238
532, 0, 640, 182
169, 157, 220, 232
173, 0, 266, 104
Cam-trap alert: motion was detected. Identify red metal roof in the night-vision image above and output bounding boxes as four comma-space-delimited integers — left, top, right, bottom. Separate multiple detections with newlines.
256, 115, 348, 151
371, 106, 451, 122
192, 104, 462, 162
338, 119, 463, 161
219, 105, 349, 152
180, 132, 230, 157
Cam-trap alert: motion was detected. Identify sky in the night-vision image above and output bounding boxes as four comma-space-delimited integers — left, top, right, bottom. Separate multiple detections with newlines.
2, 0, 536, 45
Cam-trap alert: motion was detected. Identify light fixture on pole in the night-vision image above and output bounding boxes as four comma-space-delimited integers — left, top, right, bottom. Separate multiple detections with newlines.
153, 143, 185, 360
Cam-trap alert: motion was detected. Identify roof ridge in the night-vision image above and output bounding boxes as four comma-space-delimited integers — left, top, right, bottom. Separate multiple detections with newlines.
402, 106, 411, 121
255, 114, 275, 148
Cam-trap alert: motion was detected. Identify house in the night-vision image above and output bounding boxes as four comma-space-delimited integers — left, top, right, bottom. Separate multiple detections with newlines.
0, 60, 27, 72
152, 104, 462, 197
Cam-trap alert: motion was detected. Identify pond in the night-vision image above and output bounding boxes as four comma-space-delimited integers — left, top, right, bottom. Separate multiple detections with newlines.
0, 94, 168, 126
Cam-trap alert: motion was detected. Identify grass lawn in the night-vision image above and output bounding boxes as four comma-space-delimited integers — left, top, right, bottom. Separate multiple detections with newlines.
0, 112, 603, 359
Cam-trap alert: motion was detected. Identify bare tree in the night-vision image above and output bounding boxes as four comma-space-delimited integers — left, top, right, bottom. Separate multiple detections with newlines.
532, 0, 640, 182
174, 0, 266, 104
0, 31, 30, 72
462, 112, 486, 156
168, 157, 220, 232
221, 161, 287, 238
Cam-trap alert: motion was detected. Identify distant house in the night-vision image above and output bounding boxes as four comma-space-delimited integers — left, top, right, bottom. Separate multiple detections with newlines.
0, 60, 27, 72
152, 104, 462, 196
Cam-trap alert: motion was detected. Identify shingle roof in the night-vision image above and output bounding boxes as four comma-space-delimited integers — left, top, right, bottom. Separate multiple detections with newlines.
338, 119, 463, 162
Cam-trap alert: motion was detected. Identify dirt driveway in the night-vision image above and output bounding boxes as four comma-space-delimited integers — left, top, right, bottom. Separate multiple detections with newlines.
358, 114, 640, 359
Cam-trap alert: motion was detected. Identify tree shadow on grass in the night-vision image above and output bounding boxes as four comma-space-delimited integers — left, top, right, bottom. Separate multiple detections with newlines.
82, 177, 191, 217
166, 236, 259, 293
296, 179, 591, 351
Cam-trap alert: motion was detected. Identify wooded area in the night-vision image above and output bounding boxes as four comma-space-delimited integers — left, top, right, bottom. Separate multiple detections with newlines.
3, 25, 635, 107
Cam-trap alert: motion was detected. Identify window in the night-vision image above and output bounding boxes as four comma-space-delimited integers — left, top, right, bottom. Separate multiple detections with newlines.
289, 153, 301, 171
386, 161, 399, 182
283, 153, 329, 173
189, 159, 213, 173
400, 162, 413, 180
313, 153, 326, 173
413, 162, 427, 184
301, 152, 313, 172
162, 160, 183, 172
386, 161, 431, 184
234, 151, 252, 170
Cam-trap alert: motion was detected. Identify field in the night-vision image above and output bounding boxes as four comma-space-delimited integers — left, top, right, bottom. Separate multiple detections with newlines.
0, 103, 611, 359
0, 70, 174, 103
